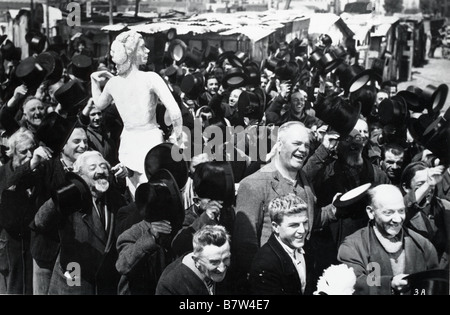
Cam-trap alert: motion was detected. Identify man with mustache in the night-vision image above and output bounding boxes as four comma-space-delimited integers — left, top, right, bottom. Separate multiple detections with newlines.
249, 194, 314, 295
232, 121, 337, 293
338, 185, 439, 295
305, 118, 390, 274
34, 151, 125, 294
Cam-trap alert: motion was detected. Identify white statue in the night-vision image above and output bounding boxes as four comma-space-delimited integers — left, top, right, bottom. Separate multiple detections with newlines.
91, 30, 182, 196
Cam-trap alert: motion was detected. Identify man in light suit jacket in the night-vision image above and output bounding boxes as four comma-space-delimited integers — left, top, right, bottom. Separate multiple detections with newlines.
249, 194, 315, 295
34, 151, 126, 295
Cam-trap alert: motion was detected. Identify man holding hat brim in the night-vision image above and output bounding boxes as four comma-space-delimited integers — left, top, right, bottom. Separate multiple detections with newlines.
34, 151, 126, 294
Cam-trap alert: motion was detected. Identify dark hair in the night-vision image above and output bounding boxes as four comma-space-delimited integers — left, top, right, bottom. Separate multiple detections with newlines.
381, 143, 406, 160
193, 162, 224, 200
400, 161, 427, 193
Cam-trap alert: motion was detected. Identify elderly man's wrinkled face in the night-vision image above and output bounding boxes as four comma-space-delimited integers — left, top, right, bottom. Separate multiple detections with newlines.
290, 92, 306, 115
23, 99, 46, 128
63, 128, 88, 163
367, 190, 405, 239
89, 107, 103, 129
381, 151, 404, 181
229, 89, 242, 107
13, 139, 35, 169
80, 154, 110, 194
279, 125, 310, 172
194, 242, 231, 283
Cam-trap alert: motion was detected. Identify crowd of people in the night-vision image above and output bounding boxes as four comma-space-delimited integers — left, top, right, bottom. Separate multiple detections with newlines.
0, 28, 448, 295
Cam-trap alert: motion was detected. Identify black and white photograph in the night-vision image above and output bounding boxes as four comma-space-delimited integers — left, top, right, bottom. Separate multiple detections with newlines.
0, 0, 449, 299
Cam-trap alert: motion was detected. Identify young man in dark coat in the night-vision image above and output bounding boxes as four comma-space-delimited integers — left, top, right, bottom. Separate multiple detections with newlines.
249, 194, 315, 295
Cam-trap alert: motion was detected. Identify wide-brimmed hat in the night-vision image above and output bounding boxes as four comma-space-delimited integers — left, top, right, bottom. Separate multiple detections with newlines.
144, 143, 189, 190
136, 169, 184, 233
404, 269, 449, 295
53, 172, 92, 215
333, 183, 372, 219
168, 39, 187, 63
15, 56, 47, 90
336, 64, 376, 94
25, 31, 47, 54
237, 87, 266, 121
36, 112, 79, 154
222, 67, 248, 90
315, 95, 361, 136
378, 95, 409, 125
36, 51, 63, 85
69, 54, 93, 82
193, 161, 235, 207
421, 84, 448, 115
54, 80, 90, 116
180, 72, 205, 99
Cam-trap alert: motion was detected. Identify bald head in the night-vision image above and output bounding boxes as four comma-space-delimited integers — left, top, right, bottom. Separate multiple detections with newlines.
368, 185, 403, 209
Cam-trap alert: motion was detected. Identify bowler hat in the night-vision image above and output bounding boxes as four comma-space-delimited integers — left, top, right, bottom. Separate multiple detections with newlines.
422, 108, 450, 164
274, 60, 299, 82
404, 269, 449, 295
237, 87, 266, 121
261, 55, 282, 73
193, 161, 235, 207
184, 46, 204, 68
336, 64, 375, 94
315, 95, 361, 136
1, 40, 21, 61
36, 51, 63, 85
136, 169, 184, 233
333, 183, 372, 219
69, 55, 93, 82
54, 80, 90, 116
378, 95, 409, 125
397, 86, 426, 113
223, 67, 248, 90
168, 39, 187, 63
53, 172, 92, 215
180, 72, 205, 99
15, 56, 47, 90
144, 143, 189, 190
421, 84, 448, 115
36, 112, 78, 154
25, 31, 47, 54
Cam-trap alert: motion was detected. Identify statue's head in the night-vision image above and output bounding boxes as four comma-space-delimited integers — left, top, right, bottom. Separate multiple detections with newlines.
110, 30, 149, 75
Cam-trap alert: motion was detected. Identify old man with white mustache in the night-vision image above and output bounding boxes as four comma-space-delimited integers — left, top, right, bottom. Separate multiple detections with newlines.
34, 151, 126, 295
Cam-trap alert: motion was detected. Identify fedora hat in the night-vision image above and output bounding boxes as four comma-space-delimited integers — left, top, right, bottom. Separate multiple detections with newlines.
1, 40, 21, 61
261, 55, 282, 73
136, 169, 184, 233
15, 56, 47, 90
397, 86, 426, 113
315, 95, 361, 137
223, 67, 248, 90
168, 39, 187, 63
69, 54, 93, 82
274, 60, 299, 82
404, 269, 449, 295
421, 84, 448, 115
422, 108, 450, 164
379, 95, 409, 125
53, 172, 92, 215
237, 87, 266, 121
144, 143, 189, 190
336, 64, 375, 94
36, 51, 63, 85
36, 112, 78, 154
333, 183, 372, 219
407, 114, 435, 145
54, 80, 90, 116
203, 45, 223, 62
193, 161, 235, 207
244, 61, 261, 86
217, 51, 244, 69
180, 72, 205, 99
25, 31, 47, 54
184, 46, 204, 68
